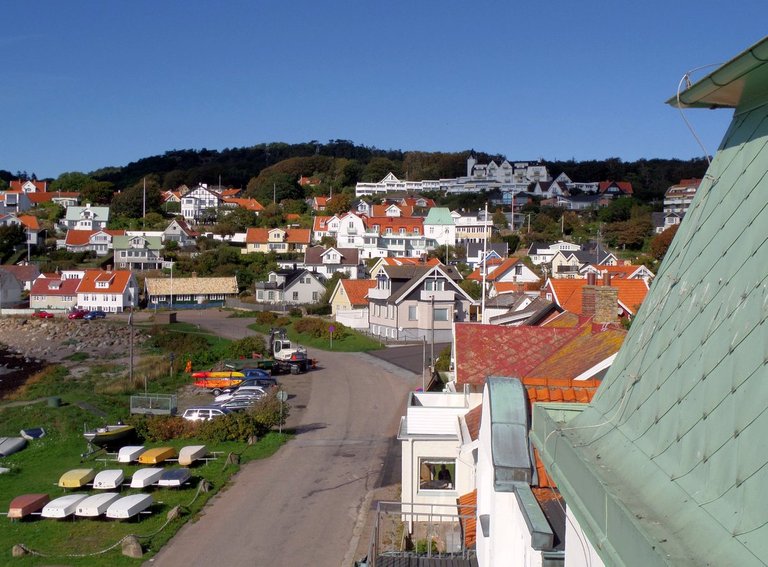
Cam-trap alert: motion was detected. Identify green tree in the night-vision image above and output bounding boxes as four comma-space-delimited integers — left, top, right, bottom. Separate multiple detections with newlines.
110, 176, 163, 218
650, 224, 679, 260
79, 180, 114, 205
0, 224, 25, 258
492, 208, 509, 229
246, 171, 302, 203
325, 193, 353, 216
321, 271, 349, 303
50, 171, 93, 192
362, 157, 402, 182
459, 279, 482, 300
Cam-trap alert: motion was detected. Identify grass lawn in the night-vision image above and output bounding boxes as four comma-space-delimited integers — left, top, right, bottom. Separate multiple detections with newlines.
248, 317, 382, 352
0, 326, 289, 564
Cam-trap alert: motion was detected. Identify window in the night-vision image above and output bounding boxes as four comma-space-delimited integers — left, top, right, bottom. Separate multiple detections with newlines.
312, 291, 319, 301
293, 292, 299, 300
434, 308, 448, 321
425, 279, 444, 292
408, 305, 417, 320
399, 228, 405, 235
268, 291, 275, 300
419, 458, 455, 490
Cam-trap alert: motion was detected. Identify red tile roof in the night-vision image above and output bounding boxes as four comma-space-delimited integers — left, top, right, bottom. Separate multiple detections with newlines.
595, 264, 649, 279
223, 198, 264, 211
9, 180, 47, 192
492, 281, 541, 294
245, 227, 311, 244
598, 180, 634, 195
313, 215, 333, 232
457, 490, 477, 549
64, 229, 124, 246
370, 204, 414, 217
27, 191, 79, 204
546, 278, 648, 316
382, 257, 441, 267
220, 188, 242, 198
454, 319, 626, 387
365, 216, 424, 232
464, 404, 482, 441
17, 215, 39, 230
30, 276, 81, 296
339, 279, 376, 307
77, 269, 133, 294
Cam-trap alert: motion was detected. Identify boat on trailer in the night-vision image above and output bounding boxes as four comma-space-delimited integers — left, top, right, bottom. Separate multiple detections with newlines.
42, 494, 89, 518
76, 493, 121, 517
106, 494, 153, 519
158, 468, 191, 487
93, 469, 124, 490
58, 468, 96, 489
8, 493, 50, 519
138, 446, 177, 464
0, 437, 27, 457
178, 445, 207, 466
117, 445, 145, 463
83, 424, 135, 448
130, 468, 164, 488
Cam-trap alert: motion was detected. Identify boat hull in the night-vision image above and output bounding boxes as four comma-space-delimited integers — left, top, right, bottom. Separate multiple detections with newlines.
158, 468, 191, 487
93, 469, 124, 490
0, 437, 27, 457
8, 493, 50, 519
58, 468, 96, 488
178, 445, 207, 466
42, 494, 89, 518
106, 494, 153, 519
138, 446, 176, 464
83, 425, 135, 448
76, 493, 121, 517
117, 445, 145, 463
130, 467, 164, 488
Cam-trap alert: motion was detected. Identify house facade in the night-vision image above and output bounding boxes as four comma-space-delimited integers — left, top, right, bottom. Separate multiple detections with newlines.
367, 264, 473, 342
76, 269, 139, 312
423, 207, 456, 248
181, 184, 222, 224
254, 269, 325, 305
243, 228, 311, 255
29, 275, 81, 310
303, 246, 364, 280
61, 204, 109, 231
112, 235, 164, 270
145, 276, 238, 308
329, 278, 376, 329
62, 229, 124, 256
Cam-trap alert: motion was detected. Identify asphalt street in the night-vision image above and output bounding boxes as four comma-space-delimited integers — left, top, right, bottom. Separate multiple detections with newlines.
147, 310, 418, 567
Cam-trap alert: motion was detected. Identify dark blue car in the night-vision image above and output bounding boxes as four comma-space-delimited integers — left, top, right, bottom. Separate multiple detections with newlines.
84, 310, 107, 320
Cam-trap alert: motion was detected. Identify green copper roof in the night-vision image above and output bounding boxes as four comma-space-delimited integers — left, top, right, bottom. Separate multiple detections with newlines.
533, 36, 768, 566
423, 207, 454, 225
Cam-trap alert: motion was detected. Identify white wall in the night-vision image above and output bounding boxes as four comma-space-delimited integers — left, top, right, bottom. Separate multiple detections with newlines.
565, 506, 605, 567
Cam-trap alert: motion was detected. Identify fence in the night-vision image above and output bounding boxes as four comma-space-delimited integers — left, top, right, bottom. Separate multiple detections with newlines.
130, 393, 177, 415
363, 501, 477, 566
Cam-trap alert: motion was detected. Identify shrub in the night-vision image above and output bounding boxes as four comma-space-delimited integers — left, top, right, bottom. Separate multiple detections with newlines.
289, 308, 303, 318
248, 392, 289, 430
293, 317, 351, 340
274, 316, 291, 327
198, 411, 262, 442
255, 311, 278, 325
227, 335, 268, 359
306, 304, 332, 316
129, 415, 197, 442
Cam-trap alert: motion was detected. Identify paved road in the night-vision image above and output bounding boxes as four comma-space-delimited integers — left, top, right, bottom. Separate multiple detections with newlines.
148, 311, 417, 567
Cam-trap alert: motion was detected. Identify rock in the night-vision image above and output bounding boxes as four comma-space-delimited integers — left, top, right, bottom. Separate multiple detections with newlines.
11, 544, 28, 557
166, 505, 182, 521
121, 535, 143, 558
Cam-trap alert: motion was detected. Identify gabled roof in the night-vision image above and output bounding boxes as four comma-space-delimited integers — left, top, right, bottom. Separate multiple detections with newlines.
304, 246, 360, 266
491, 281, 542, 295
313, 215, 333, 232
112, 235, 163, 250
64, 229, 125, 246
223, 197, 265, 212
546, 278, 648, 316
65, 205, 110, 221
595, 264, 654, 279
245, 227, 311, 244
30, 275, 80, 296
463, 405, 482, 441
15, 215, 39, 230
364, 216, 424, 232
337, 279, 376, 307
381, 257, 441, 267
77, 269, 133, 294
423, 207, 454, 225
0, 264, 41, 284
9, 180, 47, 192
386, 265, 469, 304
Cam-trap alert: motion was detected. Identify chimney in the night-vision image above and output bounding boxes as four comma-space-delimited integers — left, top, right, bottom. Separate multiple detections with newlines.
582, 274, 618, 323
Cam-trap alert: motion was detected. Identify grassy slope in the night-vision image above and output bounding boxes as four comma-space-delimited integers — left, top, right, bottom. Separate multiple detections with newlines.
248, 317, 382, 352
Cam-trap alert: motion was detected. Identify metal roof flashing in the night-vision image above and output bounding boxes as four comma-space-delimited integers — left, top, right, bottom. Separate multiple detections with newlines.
668, 35, 768, 113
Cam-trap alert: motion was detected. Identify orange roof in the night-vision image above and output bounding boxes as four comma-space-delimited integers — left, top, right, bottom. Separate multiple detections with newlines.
17, 215, 40, 230
314, 196, 330, 206
9, 180, 47, 192
464, 405, 482, 441
365, 216, 423, 231
382, 257, 441, 267
492, 281, 541, 294
466, 258, 505, 281
77, 269, 133, 294
595, 264, 650, 279
65, 229, 125, 246
313, 215, 332, 231
546, 278, 648, 315
220, 188, 241, 198
26, 191, 78, 204
457, 490, 477, 549
339, 279, 376, 307
223, 198, 264, 211
245, 227, 311, 244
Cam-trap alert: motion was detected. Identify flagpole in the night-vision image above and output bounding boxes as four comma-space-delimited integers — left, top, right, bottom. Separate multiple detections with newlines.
480, 203, 488, 324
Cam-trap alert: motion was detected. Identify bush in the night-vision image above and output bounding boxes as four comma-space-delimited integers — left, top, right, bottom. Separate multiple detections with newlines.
227, 335, 268, 359
293, 317, 349, 340
128, 415, 197, 442
274, 316, 291, 327
255, 311, 278, 325
306, 304, 332, 316
248, 392, 289, 430
198, 411, 262, 442
288, 308, 303, 318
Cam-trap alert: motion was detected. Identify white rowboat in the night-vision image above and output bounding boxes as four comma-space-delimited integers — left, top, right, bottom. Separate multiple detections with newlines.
158, 468, 191, 487
117, 445, 145, 463
106, 494, 153, 519
93, 469, 124, 490
42, 494, 89, 518
130, 468, 164, 488
178, 445, 207, 466
76, 493, 121, 517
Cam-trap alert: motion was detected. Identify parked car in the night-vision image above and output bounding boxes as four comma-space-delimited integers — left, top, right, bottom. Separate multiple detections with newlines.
214, 385, 267, 404
32, 311, 54, 319
218, 395, 262, 411
241, 368, 272, 380
68, 309, 90, 320
83, 310, 107, 320
181, 405, 232, 421
218, 376, 278, 395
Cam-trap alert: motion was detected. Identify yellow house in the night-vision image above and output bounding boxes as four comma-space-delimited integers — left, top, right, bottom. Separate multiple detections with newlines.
242, 227, 311, 255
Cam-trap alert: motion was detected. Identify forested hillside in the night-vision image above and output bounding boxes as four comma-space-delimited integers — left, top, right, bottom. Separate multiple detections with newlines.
1, 140, 708, 204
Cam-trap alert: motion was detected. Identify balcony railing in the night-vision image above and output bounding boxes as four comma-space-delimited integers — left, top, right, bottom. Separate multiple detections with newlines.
368, 287, 391, 300
420, 290, 455, 302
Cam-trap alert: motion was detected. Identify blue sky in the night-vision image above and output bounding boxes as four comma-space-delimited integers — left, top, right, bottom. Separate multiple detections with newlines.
2, 1, 765, 179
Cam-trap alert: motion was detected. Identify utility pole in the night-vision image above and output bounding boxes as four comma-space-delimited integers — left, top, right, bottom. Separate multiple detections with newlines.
128, 310, 134, 388
430, 294, 435, 367
480, 203, 488, 324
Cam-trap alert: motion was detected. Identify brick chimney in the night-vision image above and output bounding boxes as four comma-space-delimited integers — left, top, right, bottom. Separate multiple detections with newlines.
582, 272, 619, 323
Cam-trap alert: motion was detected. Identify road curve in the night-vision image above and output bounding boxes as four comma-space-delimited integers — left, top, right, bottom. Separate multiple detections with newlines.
148, 311, 415, 567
